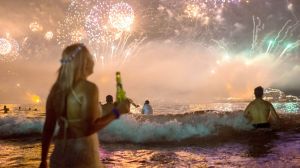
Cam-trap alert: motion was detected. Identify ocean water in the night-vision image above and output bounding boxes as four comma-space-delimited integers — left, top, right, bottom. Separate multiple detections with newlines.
0, 102, 300, 167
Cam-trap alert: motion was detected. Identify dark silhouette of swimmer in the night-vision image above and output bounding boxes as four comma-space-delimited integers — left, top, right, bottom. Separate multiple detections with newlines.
102, 95, 114, 117
1, 105, 9, 113
103, 95, 139, 116
244, 86, 280, 129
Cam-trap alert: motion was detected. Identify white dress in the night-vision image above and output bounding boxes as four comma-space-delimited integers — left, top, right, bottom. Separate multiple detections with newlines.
50, 90, 104, 168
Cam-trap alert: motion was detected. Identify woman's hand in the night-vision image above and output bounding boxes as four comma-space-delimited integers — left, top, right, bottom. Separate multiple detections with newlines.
116, 99, 130, 115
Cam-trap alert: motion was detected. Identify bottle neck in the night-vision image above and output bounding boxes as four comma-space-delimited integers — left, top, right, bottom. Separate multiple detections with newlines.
117, 83, 123, 89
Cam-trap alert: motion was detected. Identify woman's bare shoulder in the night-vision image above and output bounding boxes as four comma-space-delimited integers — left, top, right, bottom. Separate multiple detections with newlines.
77, 80, 98, 94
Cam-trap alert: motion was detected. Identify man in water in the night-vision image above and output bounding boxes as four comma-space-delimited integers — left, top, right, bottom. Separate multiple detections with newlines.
244, 86, 280, 129
142, 100, 153, 115
102, 95, 114, 117
1, 105, 9, 113
102, 95, 140, 116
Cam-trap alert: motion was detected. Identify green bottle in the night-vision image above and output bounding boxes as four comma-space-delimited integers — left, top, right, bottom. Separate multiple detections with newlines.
116, 71, 126, 102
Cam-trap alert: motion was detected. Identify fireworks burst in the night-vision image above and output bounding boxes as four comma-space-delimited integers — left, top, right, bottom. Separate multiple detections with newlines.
109, 2, 135, 32
44, 31, 54, 41
29, 21, 43, 32
57, 0, 91, 47
211, 18, 300, 72
183, 0, 228, 22
85, 1, 111, 42
70, 29, 85, 43
0, 38, 12, 55
0, 34, 20, 63
251, 17, 299, 62
57, 0, 143, 67
155, 0, 244, 41
184, 0, 215, 26
184, 3, 202, 18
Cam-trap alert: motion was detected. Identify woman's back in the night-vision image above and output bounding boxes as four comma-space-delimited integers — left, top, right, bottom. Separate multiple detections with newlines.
50, 80, 103, 168
55, 80, 101, 139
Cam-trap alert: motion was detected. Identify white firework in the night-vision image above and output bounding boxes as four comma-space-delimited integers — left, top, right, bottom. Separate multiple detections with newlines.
57, 0, 90, 47
44, 31, 54, 41
109, 2, 135, 31
0, 38, 12, 55
57, 0, 144, 67
70, 29, 85, 42
85, 1, 111, 42
29, 21, 43, 32
0, 35, 19, 62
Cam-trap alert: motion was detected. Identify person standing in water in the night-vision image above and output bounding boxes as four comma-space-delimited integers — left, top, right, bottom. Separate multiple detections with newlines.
102, 95, 139, 116
102, 95, 114, 117
244, 86, 280, 129
142, 100, 153, 115
1, 105, 9, 113
39, 43, 130, 168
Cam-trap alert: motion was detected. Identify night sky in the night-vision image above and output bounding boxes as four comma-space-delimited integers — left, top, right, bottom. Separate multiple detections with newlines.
0, 0, 299, 103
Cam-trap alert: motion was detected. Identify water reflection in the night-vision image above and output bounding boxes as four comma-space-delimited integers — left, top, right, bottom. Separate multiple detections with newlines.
273, 102, 300, 113
246, 130, 278, 158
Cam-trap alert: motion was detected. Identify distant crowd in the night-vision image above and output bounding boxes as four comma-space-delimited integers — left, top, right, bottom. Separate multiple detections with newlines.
0, 105, 39, 113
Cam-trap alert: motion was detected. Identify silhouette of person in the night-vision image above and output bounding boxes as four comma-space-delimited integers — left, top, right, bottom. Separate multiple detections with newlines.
103, 95, 139, 115
244, 86, 280, 129
39, 43, 130, 168
102, 95, 114, 117
1, 105, 9, 113
142, 100, 153, 115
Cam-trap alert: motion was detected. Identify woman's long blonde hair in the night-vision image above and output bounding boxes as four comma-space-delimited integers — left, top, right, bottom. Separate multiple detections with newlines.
47, 43, 93, 118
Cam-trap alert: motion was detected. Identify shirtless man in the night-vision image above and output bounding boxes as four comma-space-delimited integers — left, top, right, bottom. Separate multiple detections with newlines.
102, 95, 139, 116
1, 105, 9, 113
244, 86, 280, 129
102, 95, 114, 117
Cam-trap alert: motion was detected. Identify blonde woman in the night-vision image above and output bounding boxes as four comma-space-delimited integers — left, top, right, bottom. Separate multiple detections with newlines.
40, 43, 130, 168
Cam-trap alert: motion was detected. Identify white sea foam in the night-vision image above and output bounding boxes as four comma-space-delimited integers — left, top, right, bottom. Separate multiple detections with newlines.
0, 115, 43, 137
0, 111, 252, 140
1, 108, 298, 142
99, 111, 253, 143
